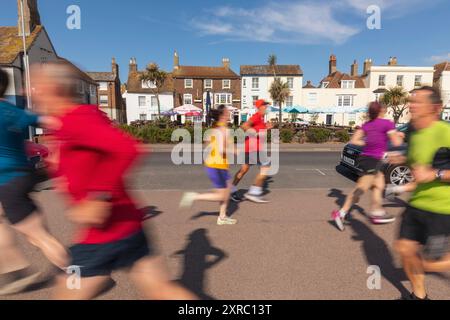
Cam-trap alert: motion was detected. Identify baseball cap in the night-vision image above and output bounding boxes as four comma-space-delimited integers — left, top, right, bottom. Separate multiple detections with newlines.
255, 99, 269, 109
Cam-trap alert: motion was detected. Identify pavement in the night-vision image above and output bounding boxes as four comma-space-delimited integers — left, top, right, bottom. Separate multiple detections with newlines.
3, 151, 450, 300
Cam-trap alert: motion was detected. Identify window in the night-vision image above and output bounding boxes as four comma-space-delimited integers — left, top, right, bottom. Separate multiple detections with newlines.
341, 80, 355, 89
78, 81, 84, 94
183, 94, 193, 105
138, 96, 146, 107
252, 96, 259, 105
396, 75, 404, 87
184, 79, 193, 89
222, 79, 231, 89
322, 82, 329, 88
243, 79, 247, 88
99, 95, 108, 106
139, 114, 147, 121
307, 93, 317, 105
287, 78, 294, 89
204, 79, 213, 89
151, 96, 158, 108
99, 82, 108, 90
378, 75, 386, 87
215, 93, 232, 105
286, 96, 294, 107
90, 85, 96, 96
243, 95, 247, 104
142, 80, 156, 89
415, 75, 422, 87
337, 95, 354, 107
252, 78, 259, 89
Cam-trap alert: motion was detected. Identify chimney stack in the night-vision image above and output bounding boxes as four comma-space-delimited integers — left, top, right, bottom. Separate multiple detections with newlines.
329, 54, 337, 75
388, 56, 398, 66
174, 51, 180, 70
129, 57, 137, 73
17, 0, 41, 36
112, 57, 119, 76
222, 58, 230, 69
350, 60, 358, 77
363, 59, 372, 75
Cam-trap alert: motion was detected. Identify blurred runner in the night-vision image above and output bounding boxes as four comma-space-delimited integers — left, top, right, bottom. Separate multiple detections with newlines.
230, 99, 272, 203
0, 68, 69, 295
31, 62, 196, 300
395, 86, 450, 300
180, 105, 237, 225
331, 102, 402, 231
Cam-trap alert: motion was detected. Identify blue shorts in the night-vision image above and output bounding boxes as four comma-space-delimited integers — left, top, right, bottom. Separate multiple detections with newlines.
205, 167, 230, 189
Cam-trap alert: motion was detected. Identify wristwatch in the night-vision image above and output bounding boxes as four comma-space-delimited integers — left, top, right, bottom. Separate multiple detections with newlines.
436, 169, 445, 181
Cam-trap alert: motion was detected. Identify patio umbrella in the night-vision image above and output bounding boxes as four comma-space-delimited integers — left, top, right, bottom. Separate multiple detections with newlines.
174, 105, 202, 115
283, 106, 308, 113
184, 111, 202, 117
161, 109, 177, 116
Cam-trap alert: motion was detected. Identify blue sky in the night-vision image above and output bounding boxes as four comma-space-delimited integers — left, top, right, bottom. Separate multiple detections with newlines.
1, 0, 450, 84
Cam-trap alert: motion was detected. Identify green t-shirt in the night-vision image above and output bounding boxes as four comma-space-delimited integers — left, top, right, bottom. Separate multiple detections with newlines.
408, 121, 450, 214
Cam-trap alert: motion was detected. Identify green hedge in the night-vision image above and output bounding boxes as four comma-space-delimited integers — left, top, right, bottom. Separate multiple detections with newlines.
280, 129, 295, 143
335, 130, 350, 143
306, 128, 332, 143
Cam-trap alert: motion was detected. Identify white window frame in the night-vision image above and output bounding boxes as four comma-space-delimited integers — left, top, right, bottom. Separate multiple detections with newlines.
378, 75, 386, 87
138, 96, 146, 107
150, 96, 158, 108
396, 75, 404, 87
337, 95, 354, 107
222, 79, 231, 89
204, 79, 213, 89
322, 82, 329, 88
99, 95, 109, 106
139, 114, 147, 121
307, 92, 317, 105
215, 93, 232, 105
252, 78, 259, 90
414, 75, 422, 87
243, 79, 247, 88
252, 96, 259, 105
99, 82, 108, 91
184, 79, 193, 89
287, 77, 294, 89
341, 80, 355, 89
142, 80, 156, 89
183, 94, 193, 105
286, 96, 294, 107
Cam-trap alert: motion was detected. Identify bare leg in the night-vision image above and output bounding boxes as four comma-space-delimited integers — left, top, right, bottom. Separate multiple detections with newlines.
254, 166, 269, 188
12, 212, 69, 269
396, 239, 427, 298
194, 189, 228, 203
340, 175, 375, 213
0, 216, 29, 274
129, 256, 197, 300
52, 274, 111, 300
370, 172, 385, 213
422, 254, 450, 272
232, 165, 250, 188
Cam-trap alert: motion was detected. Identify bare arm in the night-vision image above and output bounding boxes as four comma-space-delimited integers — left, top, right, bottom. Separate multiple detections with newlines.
349, 129, 365, 146
388, 130, 403, 148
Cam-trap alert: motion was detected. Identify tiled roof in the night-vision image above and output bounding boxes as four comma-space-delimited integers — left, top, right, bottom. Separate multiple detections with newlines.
434, 62, 450, 83
58, 57, 97, 85
173, 66, 239, 79
0, 25, 43, 64
320, 71, 366, 89
127, 70, 174, 93
240, 65, 303, 76
86, 72, 116, 82
303, 81, 316, 88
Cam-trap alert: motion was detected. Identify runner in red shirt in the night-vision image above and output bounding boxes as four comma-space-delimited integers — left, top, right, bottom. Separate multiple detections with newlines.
231, 99, 273, 203
31, 61, 196, 300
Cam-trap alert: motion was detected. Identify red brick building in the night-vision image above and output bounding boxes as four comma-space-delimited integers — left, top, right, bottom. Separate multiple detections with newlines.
172, 51, 241, 111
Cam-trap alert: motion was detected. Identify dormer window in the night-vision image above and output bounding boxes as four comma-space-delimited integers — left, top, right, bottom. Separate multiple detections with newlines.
142, 80, 156, 89
341, 80, 355, 89
322, 82, 329, 88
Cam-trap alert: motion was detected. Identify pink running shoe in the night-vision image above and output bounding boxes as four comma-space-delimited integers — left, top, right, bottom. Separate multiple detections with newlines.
332, 210, 345, 231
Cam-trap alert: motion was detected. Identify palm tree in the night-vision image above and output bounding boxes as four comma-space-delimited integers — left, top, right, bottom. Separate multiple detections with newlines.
380, 86, 408, 124
268, 54, 277, 77
268, 54, 285, 123
269, 78, 290, 125
140, 63, 167, 118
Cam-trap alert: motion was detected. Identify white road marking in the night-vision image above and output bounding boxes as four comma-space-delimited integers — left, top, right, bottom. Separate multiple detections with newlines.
316, 169, 326, 176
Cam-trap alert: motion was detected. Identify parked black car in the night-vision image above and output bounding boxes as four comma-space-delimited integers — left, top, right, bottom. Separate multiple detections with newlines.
340, 124, 413, 186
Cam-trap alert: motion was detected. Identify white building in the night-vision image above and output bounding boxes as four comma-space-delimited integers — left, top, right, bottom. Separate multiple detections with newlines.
123, 58, 174, 124
434, 62, 450, 120
0, 0, 97, 108
240, 64, 303, 121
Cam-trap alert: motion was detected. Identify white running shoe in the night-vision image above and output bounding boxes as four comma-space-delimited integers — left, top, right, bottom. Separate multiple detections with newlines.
217, 217, 237, 225
179, 192, 198, 209
244, 193, 269, 203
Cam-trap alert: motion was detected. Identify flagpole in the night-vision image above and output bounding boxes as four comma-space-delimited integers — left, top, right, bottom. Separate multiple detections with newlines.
19, 0, 34, 141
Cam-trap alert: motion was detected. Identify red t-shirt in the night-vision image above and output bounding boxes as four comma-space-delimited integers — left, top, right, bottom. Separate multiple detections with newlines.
245, 112, 267, 153
54, 105, 144, 244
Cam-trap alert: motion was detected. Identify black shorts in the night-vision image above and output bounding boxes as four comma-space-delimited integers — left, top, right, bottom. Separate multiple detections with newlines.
0, 173, 40, 225
69, 230, 154, 278
399, 206, 450, 260
357, 155, 383, 175
244, 152, 271, 167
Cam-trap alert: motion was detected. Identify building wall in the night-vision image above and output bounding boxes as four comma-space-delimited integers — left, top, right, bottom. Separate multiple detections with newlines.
440, 71, 450, 120
124, 92, 174, 124
241, 75, 303, 109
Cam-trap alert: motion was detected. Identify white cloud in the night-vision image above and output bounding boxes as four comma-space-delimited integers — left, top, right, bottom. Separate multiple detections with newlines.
191, 0, 442, 44
429, 53, 450, 62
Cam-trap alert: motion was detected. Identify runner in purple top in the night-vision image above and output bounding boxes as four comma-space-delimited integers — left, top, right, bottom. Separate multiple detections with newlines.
331, 102, 402, 231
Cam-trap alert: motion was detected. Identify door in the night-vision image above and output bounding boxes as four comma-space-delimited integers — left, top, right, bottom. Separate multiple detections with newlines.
326, 114, 333, 126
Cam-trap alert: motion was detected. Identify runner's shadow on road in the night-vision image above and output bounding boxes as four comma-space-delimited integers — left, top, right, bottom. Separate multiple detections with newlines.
141, 206, 163, 221
350, 218, 409, 297
173, 228, 227, 300
191, 211, 219, 220
263, 177, 274, 196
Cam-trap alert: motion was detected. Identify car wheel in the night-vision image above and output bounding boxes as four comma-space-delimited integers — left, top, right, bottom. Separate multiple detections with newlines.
386, 165, 413, 186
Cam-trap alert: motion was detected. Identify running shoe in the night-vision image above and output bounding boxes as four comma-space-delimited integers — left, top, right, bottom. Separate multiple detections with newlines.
400, 292, 430, 300
217, 217, 237, 225
369, 212, 396, 224
0, 268, 41, 296
230, 192, 242, 202
244, 193, 269, 203
331, 210, 345, 231
179, 192, 198, 209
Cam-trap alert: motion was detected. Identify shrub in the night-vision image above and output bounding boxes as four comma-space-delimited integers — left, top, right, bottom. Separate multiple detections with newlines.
306, 128, 332, 143
280, 129, 294, 143
335, 130, 350, 143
